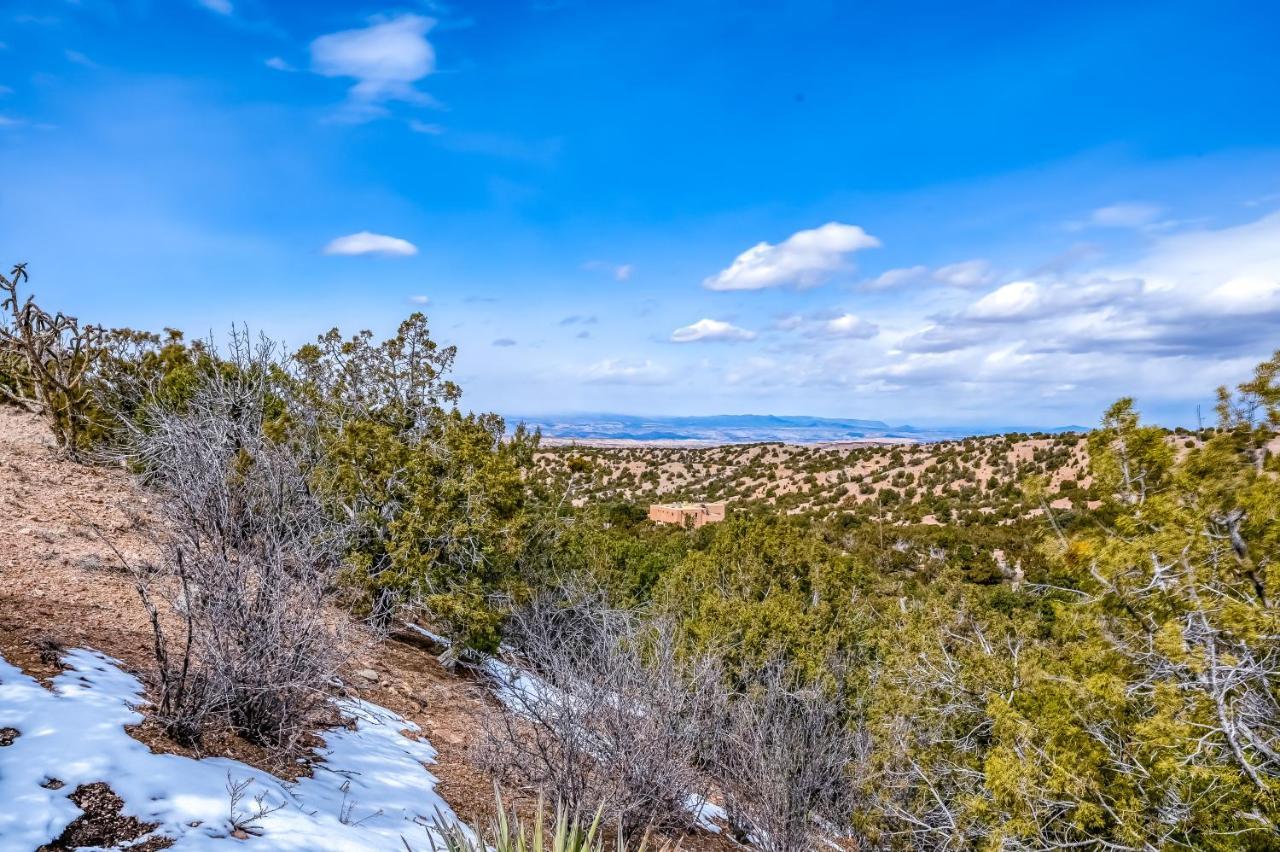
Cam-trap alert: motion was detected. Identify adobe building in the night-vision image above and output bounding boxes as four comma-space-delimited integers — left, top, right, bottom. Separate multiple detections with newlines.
648, 501, 727, 528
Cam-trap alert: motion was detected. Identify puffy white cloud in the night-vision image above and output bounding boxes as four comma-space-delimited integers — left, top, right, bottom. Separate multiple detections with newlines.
824, 313, 879, 339
581, 359, 671, 385
670, 318, 756, 343
311, 15, 436, 109
704, 222, 880, 291
323, 231, 418, 257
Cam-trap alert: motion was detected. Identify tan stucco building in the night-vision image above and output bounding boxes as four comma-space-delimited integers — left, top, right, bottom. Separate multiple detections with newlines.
648, 501, 727, 528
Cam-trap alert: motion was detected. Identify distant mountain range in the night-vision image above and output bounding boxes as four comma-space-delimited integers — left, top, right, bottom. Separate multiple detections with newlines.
506, 413, 1088, 445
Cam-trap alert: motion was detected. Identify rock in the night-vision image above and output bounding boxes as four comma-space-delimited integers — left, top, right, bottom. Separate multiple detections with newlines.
354, 668, 380, 683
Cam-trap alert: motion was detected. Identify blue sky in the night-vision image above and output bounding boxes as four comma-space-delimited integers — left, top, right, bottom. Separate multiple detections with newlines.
1, 0, 1279, 427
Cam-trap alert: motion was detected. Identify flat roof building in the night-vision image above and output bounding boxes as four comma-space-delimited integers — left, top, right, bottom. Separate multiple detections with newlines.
648, 501, 727, 528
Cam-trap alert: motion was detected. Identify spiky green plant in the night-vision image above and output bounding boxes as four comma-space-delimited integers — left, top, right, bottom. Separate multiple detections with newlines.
421, 786, 651, 852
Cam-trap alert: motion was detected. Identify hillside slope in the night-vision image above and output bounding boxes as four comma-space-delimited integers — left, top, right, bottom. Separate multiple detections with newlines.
535, 431, 1110, 521
0, 405, 737, 850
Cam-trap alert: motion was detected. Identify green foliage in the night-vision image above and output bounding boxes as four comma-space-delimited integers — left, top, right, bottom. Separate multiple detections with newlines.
426, 789, 651, 852
297, 315, 545, 650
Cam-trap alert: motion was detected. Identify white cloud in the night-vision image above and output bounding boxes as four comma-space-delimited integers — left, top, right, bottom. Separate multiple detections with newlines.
408, 294, 429, 305
581, 359, 671, 385
1206, 276, 1280, 315
670, 318, 756, 343
704, 222, 880, 291
311, 15, 436, 112
897, 323, 988, 354
196, 0, 233, 14
824, 313, 879, 339
864, 265, 928, 290
323, 231, 418, 257
933, 259, 992, 288
863, 259, 991, 291
1076, 202, 1164, 230
964, 280, 1044, 321
265, 57, 295, 72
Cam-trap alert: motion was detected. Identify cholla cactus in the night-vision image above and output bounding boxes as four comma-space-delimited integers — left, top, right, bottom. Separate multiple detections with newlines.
0, 262, 105, 458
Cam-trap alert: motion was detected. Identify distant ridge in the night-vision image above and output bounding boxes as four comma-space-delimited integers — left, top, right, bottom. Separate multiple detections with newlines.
507, 413, 1088, 445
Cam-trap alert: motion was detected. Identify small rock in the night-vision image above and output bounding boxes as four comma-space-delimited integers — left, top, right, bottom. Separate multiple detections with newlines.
354, 668, 380, 683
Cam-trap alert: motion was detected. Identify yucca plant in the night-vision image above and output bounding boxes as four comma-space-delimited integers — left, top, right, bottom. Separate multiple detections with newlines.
421, 786, 652, 852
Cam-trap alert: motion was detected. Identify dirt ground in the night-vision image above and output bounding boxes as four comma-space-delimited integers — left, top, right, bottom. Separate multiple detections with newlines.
0, 406, 734, 850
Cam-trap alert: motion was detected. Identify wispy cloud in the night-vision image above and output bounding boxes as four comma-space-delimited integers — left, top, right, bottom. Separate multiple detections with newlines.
408, 119, 444, 134
704, 222, 880, 291
581, 358, 671, 385
264, 56, 295, 72
864, 259, 992, 290
64, 49, 97, 67
583, 260, 633, 281
934, 259, 993, 288
1066, 201, 1165, 232
493, 338, 517, 347
196, 0, 233, 15
322, 231, 418, 257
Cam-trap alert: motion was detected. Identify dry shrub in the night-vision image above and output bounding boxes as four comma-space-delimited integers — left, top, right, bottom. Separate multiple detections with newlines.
114, 334, 350, 749
712, 659, 861, 852
477, 588, 724, 837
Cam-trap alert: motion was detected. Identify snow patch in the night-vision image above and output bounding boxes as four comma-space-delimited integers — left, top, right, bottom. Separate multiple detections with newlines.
0, 647, 473, 850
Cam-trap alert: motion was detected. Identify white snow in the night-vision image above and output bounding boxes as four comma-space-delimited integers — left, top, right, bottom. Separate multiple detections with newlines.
686, 794, 727, 834
0, 647, 474, 851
